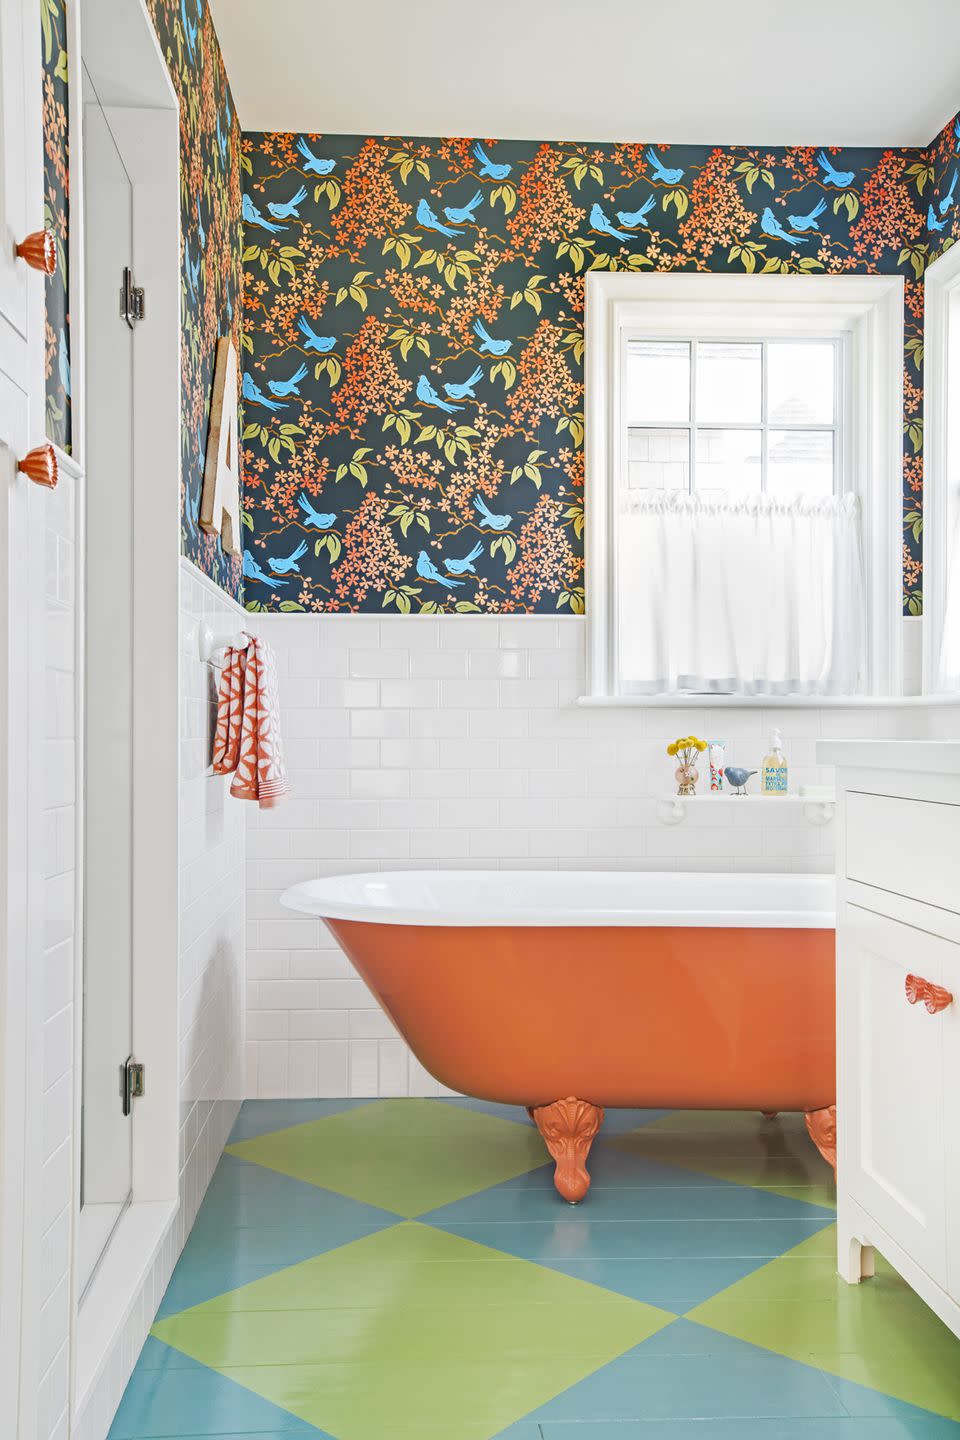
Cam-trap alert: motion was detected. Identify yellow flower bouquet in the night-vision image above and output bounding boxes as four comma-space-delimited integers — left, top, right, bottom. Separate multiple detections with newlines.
667, 735, 707, 796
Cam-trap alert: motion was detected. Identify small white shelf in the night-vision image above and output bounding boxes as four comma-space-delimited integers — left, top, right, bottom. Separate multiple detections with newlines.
656, 792, 835, 826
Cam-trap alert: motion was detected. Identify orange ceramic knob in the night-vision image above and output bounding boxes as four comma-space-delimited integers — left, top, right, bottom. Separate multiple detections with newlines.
923, 982, 953, 1015
15, 229, 56, 276
905, 973, 925, 1005
18, 443, 58, 489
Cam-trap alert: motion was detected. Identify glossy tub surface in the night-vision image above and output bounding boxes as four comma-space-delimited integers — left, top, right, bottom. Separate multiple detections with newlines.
282, 870, 836, 1199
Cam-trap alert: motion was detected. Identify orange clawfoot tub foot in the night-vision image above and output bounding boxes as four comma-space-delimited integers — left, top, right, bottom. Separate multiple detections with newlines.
805, 1104, 837, 1174
528, 1097, 605, 1204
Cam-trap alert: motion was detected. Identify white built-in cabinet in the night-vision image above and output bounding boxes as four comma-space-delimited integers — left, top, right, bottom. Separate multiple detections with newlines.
821, 741, 960, 1340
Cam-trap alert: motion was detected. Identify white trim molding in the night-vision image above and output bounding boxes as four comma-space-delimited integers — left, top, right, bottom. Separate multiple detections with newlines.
584, 271, 905, 703
922, 239, 960, 692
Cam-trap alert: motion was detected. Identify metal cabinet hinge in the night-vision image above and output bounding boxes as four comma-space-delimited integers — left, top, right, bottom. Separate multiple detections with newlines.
120, 266, 145, 327
121, 1056, 145, 1117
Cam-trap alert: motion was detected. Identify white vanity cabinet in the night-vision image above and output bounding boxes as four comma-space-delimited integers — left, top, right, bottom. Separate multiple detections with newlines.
820, 741, 960, 1340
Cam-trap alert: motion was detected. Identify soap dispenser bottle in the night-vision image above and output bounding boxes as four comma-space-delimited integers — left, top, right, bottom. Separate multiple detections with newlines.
761, 728, 788, 796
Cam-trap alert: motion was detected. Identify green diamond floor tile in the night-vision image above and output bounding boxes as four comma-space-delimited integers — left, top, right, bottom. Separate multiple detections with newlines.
226, 1097, 547, 1216
689, 1227, 960, 1422
152, 1221, 672, 1440
611, 1109, 836, 1209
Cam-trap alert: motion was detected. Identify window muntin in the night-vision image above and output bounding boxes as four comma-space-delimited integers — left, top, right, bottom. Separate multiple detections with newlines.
625, 337, 844, 499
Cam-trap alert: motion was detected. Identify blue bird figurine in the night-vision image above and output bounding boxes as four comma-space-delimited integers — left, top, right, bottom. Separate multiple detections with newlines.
473, 493, 511, 531
444, 541, 483, 576
268, 185, 308, 221
296, 138, 335, 175
416, 373, 462, 413
724, 767, 757, 796
616, 195, 656, 229
242, 192, 286, 234
817, 150, 855, 188
297, 316, 336, 352
646, 147, 684, 185
416, 197, 462, 237
267, 540, 308, 575
941, 170, 959, 215
298, 493, 337, 529
590, 202, 630, 241
444, 365, 483, 401
243, 550, 289, 587
268, 363, 309, 398
242, 372, 288, 412
473, 142, 511, 180
761, 206, 807, 245
787, 198, 827, 231
444, 191, 483, 225
416, 550, 463, 589
473, 320, 510, 356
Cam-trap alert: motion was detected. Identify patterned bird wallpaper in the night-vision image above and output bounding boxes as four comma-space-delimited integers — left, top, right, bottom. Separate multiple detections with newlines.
238, 131, 960, 616
145, 0, 244, 597
41, 0, 70, 451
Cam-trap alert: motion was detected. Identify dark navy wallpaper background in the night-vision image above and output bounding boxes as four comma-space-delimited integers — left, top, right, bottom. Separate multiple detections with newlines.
238, 133, 953, 615
41, 0, 70, 450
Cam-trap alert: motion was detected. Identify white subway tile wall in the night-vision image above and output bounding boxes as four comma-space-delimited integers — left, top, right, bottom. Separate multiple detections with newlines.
245, 614, 920, 1100
73, 561, 246, 1440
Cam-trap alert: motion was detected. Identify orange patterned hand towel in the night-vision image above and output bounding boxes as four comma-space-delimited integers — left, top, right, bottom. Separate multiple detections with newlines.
212, 635, 290, 808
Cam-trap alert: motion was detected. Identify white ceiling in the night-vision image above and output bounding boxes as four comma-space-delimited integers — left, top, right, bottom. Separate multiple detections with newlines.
210, 0, 960, 148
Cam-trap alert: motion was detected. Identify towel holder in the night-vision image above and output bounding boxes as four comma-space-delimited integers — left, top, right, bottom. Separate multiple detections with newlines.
199, 623, 249, 664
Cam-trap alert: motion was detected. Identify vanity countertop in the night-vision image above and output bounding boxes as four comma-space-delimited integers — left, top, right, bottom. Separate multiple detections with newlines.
817, 740, 960, 773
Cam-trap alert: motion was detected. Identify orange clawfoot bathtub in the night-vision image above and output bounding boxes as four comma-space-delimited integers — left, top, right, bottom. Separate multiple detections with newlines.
282, 871, 836, 1203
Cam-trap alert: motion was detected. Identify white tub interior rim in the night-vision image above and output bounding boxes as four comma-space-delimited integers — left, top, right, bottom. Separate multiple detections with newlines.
280, 870, 836, 928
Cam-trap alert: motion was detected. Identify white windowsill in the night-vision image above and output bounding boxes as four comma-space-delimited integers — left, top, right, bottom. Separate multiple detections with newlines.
578, 694, 960, 709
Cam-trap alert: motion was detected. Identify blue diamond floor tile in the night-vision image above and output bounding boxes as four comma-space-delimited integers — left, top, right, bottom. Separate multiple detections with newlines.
536, 1422, 960, 1438
108, 1343, 331, 1438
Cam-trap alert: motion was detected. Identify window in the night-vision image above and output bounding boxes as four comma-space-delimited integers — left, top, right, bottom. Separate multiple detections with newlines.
585, 273, 905, 703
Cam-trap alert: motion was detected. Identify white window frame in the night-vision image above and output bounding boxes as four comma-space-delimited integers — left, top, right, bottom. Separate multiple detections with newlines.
922, 241, 960, 692
584, 271, 905, 705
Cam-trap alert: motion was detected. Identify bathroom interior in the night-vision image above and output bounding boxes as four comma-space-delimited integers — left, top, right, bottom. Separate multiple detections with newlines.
6, 0, 960, 1434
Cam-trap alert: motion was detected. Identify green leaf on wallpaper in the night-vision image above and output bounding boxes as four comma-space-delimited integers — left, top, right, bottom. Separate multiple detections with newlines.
557, 412, 584, 448
241, 510, 254, 532
240, 153, 253, 176
244, 600, 265, 613
242, 245, 260, 263
314, 356, 342, 386
491, 358, 517, 389
490, 534, 517, 564
510, 449, 547, 488
734, 160, 769, 194
906, 161, 934, 196
454, 601, 481, 613
491, 183, 517, 214
557, 237, 595, 273
314, 178, 341, 209
904, 417, 924, 453
898, 243, 929, 281
557, 587, 585, 615
242, 423, 260, 441
662, 187, 689, 217
906, 336, 924, 370
416, 248, 437, 268
389, 152, 430, 185
54, 47, 68, 82
905, 508, 923, 542
314, 534, 341, 563
383, 409, 420, 446
564, 504, 585, 540
728, 240, 765, 274
278, 601, 305, 612
906, 590, 923, 617
562, 157, 602, 190
40, 0, 58, 63
383, 234, 419, 269
833, 191, 859, 221
510, 275, 546, 314
419, 600, 440, 615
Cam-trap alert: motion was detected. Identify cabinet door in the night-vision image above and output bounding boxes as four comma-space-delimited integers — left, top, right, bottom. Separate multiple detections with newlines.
943, 944, 960, 1302
841, 905, 947, 1284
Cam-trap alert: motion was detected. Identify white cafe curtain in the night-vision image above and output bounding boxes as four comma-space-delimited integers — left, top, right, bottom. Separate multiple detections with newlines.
618, 490, 865, 696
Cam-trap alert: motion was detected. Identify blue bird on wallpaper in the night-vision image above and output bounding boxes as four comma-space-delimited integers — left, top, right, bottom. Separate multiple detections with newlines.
180, 0, 198, 62
297, 317, 336, 352
473, 142, 511, 180
298, 493, 337, 529
928, 203, 949, 233
416, 550, 463, 589
268, 185, 308, 221
443, 366, 483, 401
216, 115, 228, 167
616, 195, 656, 229
242, 372, 288, 411
761, 206, 807, 245
443, 191, 483, 225
940, 170, 958, 214
416, 374, 463, 413
589, 202, 630, 241
817, 151, 855, 188
184, 236, 195, 298
787, 198, 827, 231
242, 193, 286, 234
243, 550, 289, 586
473, 493, 511, 531
445, 541, 483, 576
473, 320, 511, 356
268, 363, 309, 398
646, 147, 684, 185
58, 329, 70, 398
296, 138, 336, 175
416, 198, 462, 237
267, 540, 309, 575
196, 197, 206, 249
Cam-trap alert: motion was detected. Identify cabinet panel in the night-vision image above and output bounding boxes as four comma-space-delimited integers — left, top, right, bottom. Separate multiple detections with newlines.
943, 945, 960, 1303
842, 904, 947, 1284
846, 793, 960, 913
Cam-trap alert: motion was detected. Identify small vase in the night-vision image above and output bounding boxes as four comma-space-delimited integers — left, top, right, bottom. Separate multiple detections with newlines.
675, 764, 698, 797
